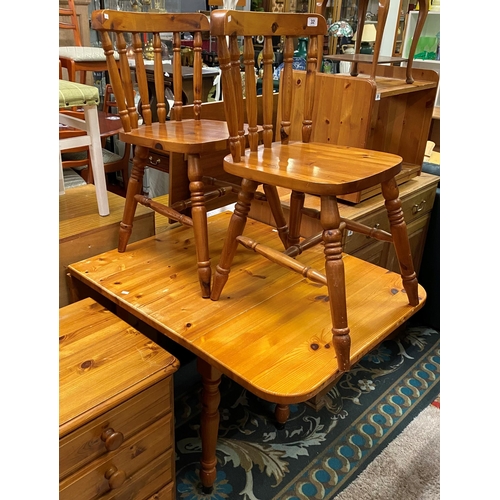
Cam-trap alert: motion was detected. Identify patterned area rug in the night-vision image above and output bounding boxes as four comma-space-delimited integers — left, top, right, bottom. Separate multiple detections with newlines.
173, 326, 440, 499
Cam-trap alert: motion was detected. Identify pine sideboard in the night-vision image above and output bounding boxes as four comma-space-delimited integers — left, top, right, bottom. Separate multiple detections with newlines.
59, 298, 179, 500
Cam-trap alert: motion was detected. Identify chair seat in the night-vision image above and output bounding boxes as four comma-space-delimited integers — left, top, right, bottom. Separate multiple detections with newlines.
223, 142, 403, 196
59, 80, 99, 108
59, 46, 118, 62
120, 120, 230, 153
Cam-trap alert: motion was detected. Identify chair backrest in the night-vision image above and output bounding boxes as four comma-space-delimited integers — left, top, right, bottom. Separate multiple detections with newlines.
59, 0, 82, 47
210, 10, 327, 163
91, 10, 210, 133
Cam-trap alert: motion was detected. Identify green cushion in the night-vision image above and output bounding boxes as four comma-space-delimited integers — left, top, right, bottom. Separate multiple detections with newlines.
59, 80, 99, 108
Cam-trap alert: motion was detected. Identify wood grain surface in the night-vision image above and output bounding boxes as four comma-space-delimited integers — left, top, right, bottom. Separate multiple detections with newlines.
68, 212, 426, 404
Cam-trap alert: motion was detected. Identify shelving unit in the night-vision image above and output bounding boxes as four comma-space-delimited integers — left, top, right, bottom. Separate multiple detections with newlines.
321, 0, 430, 84
284, 63, 438, 203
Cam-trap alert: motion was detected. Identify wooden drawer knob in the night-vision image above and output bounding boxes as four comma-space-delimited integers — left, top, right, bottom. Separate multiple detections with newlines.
101, 428, 124, 451
105, 466, 126, 489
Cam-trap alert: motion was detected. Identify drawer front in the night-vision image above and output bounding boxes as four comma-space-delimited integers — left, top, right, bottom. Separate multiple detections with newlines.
146, 480, 175, 500
344, 184, 436, 254
60, 413, 173, 500
147, 151, 170, 173
60, 377, 172, 481
400, 184, 436, 225
349, 238, 390, 268
344, 209, 390, 254
105, 450, 174, 500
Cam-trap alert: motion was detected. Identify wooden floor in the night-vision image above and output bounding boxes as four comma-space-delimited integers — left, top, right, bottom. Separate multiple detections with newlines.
68, 211, 426, 405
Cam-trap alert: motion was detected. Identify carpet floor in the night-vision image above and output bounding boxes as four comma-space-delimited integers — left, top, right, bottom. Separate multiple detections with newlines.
334, 404, 439, 500
171, 325, 440, 499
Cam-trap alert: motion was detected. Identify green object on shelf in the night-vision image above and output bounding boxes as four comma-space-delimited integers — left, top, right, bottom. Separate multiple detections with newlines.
413, 36, 438, 60
294, 37, 308, 58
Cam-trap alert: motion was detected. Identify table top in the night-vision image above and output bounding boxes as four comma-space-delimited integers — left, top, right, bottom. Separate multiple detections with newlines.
323, 54, 407, 64
97, 112, 123, 137
68, 211, 426, 405
160, 62, 220, 78
134, 58, 220, 77
59, 110, 123, 139
144, 61, 219, 78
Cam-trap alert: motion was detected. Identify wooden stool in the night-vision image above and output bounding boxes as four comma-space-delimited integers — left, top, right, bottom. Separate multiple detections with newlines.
59, 80, 110, 216
59, 298, 179, 499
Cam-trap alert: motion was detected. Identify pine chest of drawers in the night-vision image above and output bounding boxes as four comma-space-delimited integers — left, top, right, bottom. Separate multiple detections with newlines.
59, 298, 179, 500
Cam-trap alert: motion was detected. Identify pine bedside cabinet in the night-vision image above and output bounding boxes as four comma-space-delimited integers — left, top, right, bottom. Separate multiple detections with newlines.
59, 298, 179, 499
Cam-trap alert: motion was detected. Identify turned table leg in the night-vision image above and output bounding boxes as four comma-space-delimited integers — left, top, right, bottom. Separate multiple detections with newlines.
275, 403, 290, 429
197, 357, 222, 494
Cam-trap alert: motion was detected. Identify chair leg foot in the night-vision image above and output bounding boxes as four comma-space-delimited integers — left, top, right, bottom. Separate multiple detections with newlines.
118, 222, 132, 253
332, 329, 351, 372
210, 178, 259, 300
210, 267, 229, 301
403, 276, 420, 306
199, 272, 212, 299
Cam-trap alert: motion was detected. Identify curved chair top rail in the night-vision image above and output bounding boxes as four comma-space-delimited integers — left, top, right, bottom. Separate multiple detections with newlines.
211, 9, 328, 162
92, 10, 210, 34
91, 10, 211, 131
209, 9, 327, 38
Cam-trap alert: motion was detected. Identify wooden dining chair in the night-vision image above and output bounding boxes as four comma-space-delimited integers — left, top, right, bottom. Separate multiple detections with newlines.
59, 0, 118, 84
209, 9, 420, 372
91, 9, 235, 298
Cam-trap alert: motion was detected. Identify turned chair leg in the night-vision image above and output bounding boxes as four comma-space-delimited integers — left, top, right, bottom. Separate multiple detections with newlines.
197, 358, 222, 495
211, 178, 259, 301
118, 145, 147, 253
381, 178, 420, 306
187, 153, 212, 298
405, 0, 429, 84
321, 196, 351, 372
